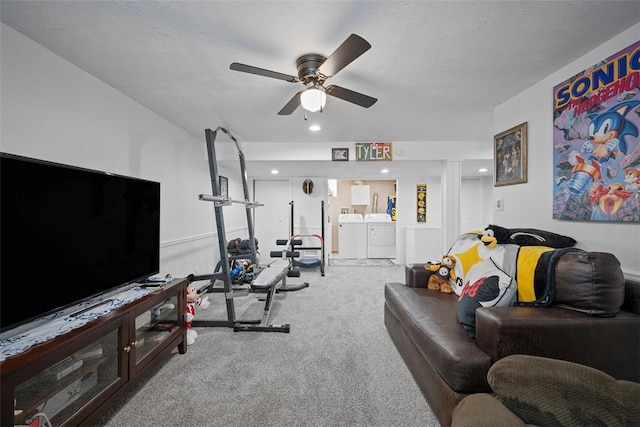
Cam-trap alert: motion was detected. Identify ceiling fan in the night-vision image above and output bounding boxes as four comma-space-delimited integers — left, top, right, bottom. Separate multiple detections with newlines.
230, 34, 377, 117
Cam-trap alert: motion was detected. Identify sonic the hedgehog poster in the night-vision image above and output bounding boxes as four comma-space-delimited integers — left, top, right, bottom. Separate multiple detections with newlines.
553, 40, 640, 222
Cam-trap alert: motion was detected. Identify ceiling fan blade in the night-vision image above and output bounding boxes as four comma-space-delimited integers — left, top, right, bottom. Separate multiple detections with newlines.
278, 91, 302, 115
326, 85, 377, 108
230, 62, 298, 83
318, 34, 371, 77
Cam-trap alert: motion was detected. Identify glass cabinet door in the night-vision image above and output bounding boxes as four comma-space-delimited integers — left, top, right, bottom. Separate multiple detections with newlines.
133, 292, 180, 366
12, 326, 121, 427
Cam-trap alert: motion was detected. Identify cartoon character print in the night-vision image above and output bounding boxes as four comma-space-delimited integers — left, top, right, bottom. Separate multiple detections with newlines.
589, 182, 633, 219
567, 100, 640, 198
624, 168, 640, 199
581, 100, 639, 163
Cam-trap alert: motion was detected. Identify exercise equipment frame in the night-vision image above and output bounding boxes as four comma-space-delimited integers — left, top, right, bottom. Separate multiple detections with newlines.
288, 200, 326, 276
189, 127, 291, 333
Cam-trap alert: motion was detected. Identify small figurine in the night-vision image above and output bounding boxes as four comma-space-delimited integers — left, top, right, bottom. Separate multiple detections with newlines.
185, 283, 210, 345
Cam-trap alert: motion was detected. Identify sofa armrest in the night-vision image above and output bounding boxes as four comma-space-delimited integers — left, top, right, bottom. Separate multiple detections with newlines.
622, 278, 640, 314
405, 263, 435, 288
475, 306, 640, 382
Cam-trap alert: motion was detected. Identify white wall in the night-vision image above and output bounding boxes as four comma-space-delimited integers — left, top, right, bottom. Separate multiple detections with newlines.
396, 176, 443, 264
12, 18, 629, 278
493, 24, 640, 279
1, 23, 235, 277
1, 23, 489, 276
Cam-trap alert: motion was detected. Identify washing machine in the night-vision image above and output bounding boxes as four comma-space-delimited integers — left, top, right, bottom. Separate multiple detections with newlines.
365, 213, 396, 259
338, 214, 367, 258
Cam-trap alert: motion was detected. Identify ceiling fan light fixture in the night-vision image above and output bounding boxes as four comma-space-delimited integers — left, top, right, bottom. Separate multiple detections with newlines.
300, 86, 326, 112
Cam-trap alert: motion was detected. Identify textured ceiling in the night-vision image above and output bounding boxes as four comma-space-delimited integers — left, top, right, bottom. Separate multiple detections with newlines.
1, 1, 639, 178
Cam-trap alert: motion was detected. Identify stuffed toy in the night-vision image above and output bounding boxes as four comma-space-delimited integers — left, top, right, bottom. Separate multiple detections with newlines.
230, 260, 246, 284
425, 255, 457, 293
185, 283, 210, 345
480, 224, 576, 249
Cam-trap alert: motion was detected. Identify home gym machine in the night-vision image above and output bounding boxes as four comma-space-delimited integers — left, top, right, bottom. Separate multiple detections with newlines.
283, 200, 325, 277
269, 238, 310, 292
188, 127, 297, 333
267, 200, 327, 290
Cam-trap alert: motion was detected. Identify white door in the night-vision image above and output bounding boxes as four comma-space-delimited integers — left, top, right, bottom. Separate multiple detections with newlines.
254, 180, 291, 263
461, 179, 484, 233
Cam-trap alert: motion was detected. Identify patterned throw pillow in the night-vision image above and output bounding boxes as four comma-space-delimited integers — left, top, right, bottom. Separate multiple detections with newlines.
457, 258, 516, 338
446, 232, 486, 295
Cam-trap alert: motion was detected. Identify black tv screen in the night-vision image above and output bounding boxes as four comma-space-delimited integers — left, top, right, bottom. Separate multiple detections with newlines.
1, 153, 160, 333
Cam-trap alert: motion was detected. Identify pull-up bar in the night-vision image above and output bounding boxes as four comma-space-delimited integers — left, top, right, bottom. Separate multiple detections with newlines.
198, 194, 264, 208
216, 126, 238, 144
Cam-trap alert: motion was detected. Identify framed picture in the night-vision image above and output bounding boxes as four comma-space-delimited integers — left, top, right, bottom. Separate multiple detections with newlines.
494, 122, 527, 187
219, 175, 228, 198
332, 148, 349, 161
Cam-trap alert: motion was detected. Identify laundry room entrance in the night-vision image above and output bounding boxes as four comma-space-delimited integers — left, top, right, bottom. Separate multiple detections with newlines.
327, 179, 397, 259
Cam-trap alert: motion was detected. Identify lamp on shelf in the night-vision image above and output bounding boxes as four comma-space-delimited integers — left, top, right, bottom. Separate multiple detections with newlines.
300, 85, 326, 112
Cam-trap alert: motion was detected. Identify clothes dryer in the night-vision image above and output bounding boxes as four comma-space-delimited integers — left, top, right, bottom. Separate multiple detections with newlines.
365, 213, 396, 258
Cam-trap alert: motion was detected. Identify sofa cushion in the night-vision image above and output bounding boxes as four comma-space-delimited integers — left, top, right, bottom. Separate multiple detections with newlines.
384, 283, 491, 392
488, 354, 640, 427
554, 251, 625, 316
457, 258, 516, 338
451, 393, 528, 427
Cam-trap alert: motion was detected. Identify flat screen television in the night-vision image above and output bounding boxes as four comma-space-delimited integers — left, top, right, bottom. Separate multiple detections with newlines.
0, 152, 160, 333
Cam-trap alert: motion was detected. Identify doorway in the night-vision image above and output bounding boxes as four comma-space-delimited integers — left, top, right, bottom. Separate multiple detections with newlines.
253, 180, 291, 260
327, 179, 397, 256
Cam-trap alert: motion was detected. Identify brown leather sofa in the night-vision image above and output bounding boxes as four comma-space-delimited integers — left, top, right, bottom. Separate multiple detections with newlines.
384, 252, 640, 427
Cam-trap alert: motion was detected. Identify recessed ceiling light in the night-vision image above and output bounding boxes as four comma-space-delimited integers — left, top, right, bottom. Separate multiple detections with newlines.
271, 169, 279, 174
478, 168, 488, 173
381, 169, 389, 174
309, 124, 321, 132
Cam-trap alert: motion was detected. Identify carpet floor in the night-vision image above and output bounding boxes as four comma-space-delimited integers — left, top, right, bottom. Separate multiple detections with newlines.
327, 258, 396, 267
98, 264, 438, 427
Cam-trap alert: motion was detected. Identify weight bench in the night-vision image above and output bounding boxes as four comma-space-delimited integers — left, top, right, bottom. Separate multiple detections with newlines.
234, 260, 292, 333
270, 242, 311, 291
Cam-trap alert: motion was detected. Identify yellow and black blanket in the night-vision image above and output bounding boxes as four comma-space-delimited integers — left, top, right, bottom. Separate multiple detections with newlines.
514, 246, 584, 306
446, 233, 582, 306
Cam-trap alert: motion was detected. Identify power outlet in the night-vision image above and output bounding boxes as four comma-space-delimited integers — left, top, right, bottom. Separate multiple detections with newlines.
495, 197, 504, 211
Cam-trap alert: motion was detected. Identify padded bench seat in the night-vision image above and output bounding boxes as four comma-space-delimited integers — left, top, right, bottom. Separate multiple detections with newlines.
252, 260, 290, 289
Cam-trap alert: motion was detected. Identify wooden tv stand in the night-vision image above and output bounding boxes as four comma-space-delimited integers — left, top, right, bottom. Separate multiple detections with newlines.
0, 278, 188, 426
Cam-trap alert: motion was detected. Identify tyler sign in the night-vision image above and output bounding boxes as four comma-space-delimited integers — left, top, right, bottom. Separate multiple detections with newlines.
355, 142, 393, 161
